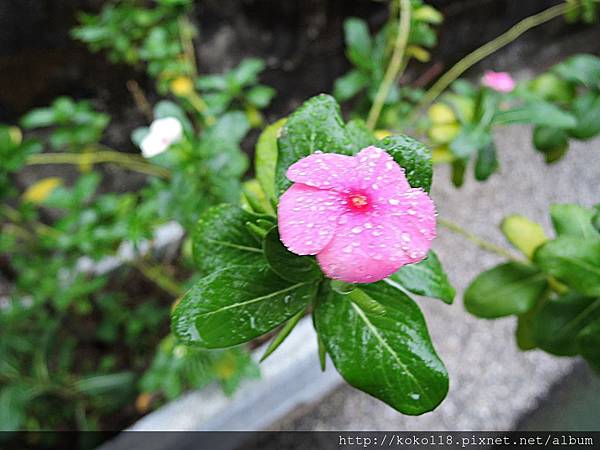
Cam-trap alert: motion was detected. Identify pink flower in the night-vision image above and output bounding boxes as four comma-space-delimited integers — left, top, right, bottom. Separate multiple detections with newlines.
277, 146, 436, 283
481, 71, 516, 93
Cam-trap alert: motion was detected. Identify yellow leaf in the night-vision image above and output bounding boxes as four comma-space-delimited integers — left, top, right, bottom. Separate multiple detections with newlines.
501, 215, 548, 260
214, 353, 237, 380
413, 5, 443, 24
22, 177, 63, 204
8, 126, 22, 146
427, 103, 456, 125
432, 146, 454, 164
428, 123, 460, 144
373, 129, 393, 140
245, 105, 264, 128
170, 76, 195, 97
135, 393, 153, 413
445, 94, 476, 123
407, 45, 431, 63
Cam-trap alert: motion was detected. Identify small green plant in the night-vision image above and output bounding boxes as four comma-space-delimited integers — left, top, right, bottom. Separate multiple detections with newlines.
0, 0, 277, 436
464, 203, 600, 373
20, 97, 110, 152
334, 1, 442, 129
172, 94, 456, 415
334, 2, 600, 186
72, 0, 196, 93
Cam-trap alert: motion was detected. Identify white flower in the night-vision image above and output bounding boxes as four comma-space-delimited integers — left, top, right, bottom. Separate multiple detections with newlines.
140, 117, 183, 158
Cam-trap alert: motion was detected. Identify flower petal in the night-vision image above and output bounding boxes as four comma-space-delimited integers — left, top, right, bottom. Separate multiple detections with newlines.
316, 211, 400, 283
372, 183, 437, 263
286, 152, 357, 191
316, 184, 436, 283
354, 146, 410, 191
140, 133, 168, 158
151, 117, 183, 143
278, 183, 346, 255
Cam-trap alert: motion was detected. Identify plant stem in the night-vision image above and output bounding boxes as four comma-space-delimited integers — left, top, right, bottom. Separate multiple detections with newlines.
177, 15, 216, 126
178, 16, 198, 77
126, 80, 154, 121
133, 259, 183, 298
366, 0, 412, 130
408, 2, 574, 124
26, 151, 170, 179
1, 204, 59, 238
438, 217, 522, 261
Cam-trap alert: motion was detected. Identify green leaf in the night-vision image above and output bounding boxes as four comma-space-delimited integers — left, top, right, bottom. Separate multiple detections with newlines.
334, 70, 369, 102
449, 125, 492, 159
20, 108, 56, 129
516, 314, 538, 351
577, 318, 600, 373
528, 73, 576, 104
347, 287, 387, 316
255, 118, 286, 203
192, 204, 267, 273
553, 54, 600, 89
344, 18, 373, 71
534, 236, 600, 297
390, 251, 455, 304
314, 280, 448, 415
0, 385, 29, 431
263, 227, 322, 283
74, 372, 135, 395
532, 293, 600, 356
246, 85, 276, 108
197, 74, 229, 91
570, 92, 600, 140
464, 262, 548, 318
241, 179, 273, 215
345, 119, 376, 149
474, 142, 498, 181
275, 94, 357, 196
593, 209, 600, 233
533, 126, 569, 163
501, 215, 548, 260
317, 334, 327, 371
232, 58, 265, 86
550, 204, 598, 239
493, 101, 577, 129
451, 159, 467, 187
172, 264, 318, 348
376, 134, 433, 192
260, 307, 307, 362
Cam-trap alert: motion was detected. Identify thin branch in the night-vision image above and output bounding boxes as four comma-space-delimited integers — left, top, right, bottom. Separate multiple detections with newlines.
133, 259, 183, 298
408, 2, 574, 124
366, 0, 412, 130
26, 151, 170, 179
438, 217, 522, 261
126, 80, 154, 121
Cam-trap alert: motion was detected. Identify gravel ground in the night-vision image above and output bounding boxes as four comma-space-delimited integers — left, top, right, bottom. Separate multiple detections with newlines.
270, 125, 600, 431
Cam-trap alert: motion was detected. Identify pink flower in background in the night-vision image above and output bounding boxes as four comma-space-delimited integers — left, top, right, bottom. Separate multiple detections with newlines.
278, 147, 436, 283
481, 71, 516, 93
